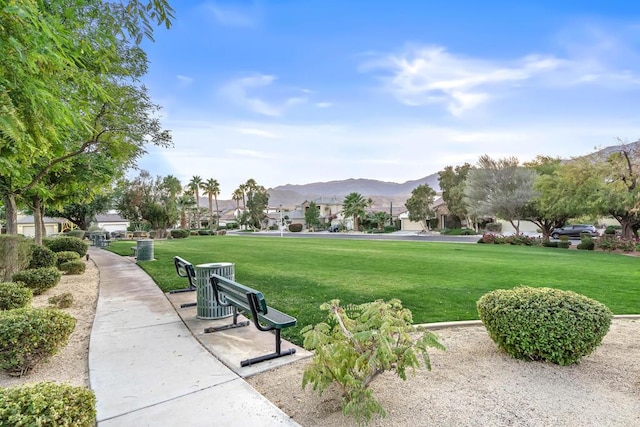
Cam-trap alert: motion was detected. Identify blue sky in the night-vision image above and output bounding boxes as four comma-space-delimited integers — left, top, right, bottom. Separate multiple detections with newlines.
138, 0, 640, 199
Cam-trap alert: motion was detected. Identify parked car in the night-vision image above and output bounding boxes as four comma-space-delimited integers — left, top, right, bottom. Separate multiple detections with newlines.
550, 224, 599, 239
328, 224, 341, 232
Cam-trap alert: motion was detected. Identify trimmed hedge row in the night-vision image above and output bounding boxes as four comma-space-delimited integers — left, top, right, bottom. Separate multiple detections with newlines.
12, 267, 61, 296
0, 282, 33, 311
0, 382, 96, 426
0, 307, 76, 376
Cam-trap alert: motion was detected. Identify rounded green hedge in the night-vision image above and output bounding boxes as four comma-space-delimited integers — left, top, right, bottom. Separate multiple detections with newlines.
0, 282, 33, 311
59, 260, 86, 275
28, 245, 58, 269
477, 286, 612, 365
0, 382, 96, 426
56, 250, 81, 266
0, 307, 76, 376
11, 267, 61, 296
45, 235, 88, 257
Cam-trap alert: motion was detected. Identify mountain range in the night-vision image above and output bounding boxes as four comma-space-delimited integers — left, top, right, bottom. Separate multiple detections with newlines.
266, 174, 440, 208
216, 140, 639, 210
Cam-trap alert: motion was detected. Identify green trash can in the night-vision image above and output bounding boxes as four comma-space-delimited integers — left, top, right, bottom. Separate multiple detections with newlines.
195, 262, 235, 319
136, 239, 154, 261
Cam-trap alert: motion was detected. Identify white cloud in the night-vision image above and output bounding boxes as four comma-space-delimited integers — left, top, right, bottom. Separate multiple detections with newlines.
316, 102, 333, 108
176, 75, 193, 87
362, 46, 563, 116
220, 74, 309, 117
362, 26, 640, 116
237, 128, 278, 138
205, 2, 257, 27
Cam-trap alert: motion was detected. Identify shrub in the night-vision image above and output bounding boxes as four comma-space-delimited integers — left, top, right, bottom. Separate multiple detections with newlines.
557, 236, 571, 249
442, 228, 476, 235
0, 307, 76, 376
289, 223, 303, 232
0, 382, 96, 426
12, 267, 62, 295
28, 245, 58, 269
0, 282, 32, 310
48, 292, 74, 309
45, 236, 88, 257
0, 235, 32, 282
216, 229, 227, 235
477, 286, 612, 365
577, 235, 595, 250
542, 241, 558, 248
302, 299, 445, 424
59, 260, 86, 275
485, 222, 502, 233
170, 229, 190, 238
198, 229, 212, 236
66, 229, 86, 239
56, 250, 81, 266
604, 225, 621, 235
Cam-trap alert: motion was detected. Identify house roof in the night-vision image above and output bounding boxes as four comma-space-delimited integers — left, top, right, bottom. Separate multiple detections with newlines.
17, 216, 65, 224
95, 213, 128, 223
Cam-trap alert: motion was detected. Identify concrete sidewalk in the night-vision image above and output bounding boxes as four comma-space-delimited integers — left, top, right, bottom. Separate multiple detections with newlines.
88, 248, 301, 426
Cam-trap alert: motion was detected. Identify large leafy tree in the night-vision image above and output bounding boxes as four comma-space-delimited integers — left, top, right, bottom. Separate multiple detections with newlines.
438, 163, 472, 227
553, 144, 640, 239
305, 201, 321, 230
342, 192, 371, 231
521, 156, 573, 240
464, 155, 538, 234
0, 0, 173, 235
405, 184, 437, 232
244, 179, 269, 230
114, 171, 180, 237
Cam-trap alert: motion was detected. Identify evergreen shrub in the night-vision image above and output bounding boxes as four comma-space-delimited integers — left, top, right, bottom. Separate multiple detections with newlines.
0, 282, 32, 310
59, 260, 86, 275
0, 382, 96, 426
56, 251, 81, 266
66, 229, 86, 239
170, 229, 190, 238
28, 245, 58, 269
0, 235, 32, 282
45, 236, 88, 257
477, 286, 612, 365
0, 307, 76, 376
289, 223, 303, 232
577, 235, 595, 250
12, 267, 61, 295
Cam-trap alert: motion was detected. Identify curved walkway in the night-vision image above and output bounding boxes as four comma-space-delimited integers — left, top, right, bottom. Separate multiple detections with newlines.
88, 248, 300, 426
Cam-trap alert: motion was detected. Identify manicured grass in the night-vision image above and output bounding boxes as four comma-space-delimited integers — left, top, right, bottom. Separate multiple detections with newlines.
109, 236, 640, 344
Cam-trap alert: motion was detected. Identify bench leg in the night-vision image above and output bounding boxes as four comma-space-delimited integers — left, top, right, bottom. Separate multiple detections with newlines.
240, 329, 297, 367
169, 285, 196, 294
203, 307, 250, 333
179, 302, 197, 308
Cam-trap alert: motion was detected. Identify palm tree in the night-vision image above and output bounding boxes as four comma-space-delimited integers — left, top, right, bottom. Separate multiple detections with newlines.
176, 193, 195, 229
232, 188, 243, 210
342, 192, 371, 231
188, 176, 202, 228
201, 178, 221, 229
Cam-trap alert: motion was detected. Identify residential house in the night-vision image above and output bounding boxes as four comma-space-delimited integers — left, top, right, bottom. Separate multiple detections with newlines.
93, 212, 130, 233
16, 215, 65, 237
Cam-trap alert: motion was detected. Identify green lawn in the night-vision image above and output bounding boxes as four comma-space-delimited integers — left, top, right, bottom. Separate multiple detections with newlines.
108, 236, 640, 344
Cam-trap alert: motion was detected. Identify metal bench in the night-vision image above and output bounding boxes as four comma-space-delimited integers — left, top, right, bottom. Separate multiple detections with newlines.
172, 256, 197, 308
206, 274, 297, 367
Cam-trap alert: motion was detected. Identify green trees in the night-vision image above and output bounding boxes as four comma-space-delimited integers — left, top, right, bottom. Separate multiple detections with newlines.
438, 163, 472, 227
187, 176, 203, 228
304, 201, 321, 230
464, 155, 538, 234
244, 179, 269, 230
342, 192, 371, 231
405, 184, 436, 232
114, 171, 180, 237
0, 1, 173, 236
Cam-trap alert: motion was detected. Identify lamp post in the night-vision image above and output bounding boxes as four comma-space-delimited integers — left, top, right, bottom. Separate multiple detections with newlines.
279, 204, 283, 237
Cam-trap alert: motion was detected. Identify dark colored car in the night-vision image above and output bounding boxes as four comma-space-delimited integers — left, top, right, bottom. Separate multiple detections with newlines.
550, 224, 599, 239
328, 224, 341, 232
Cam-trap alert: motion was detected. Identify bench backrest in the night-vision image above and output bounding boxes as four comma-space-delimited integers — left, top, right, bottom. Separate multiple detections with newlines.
210, 274, 268, 315
173, 256, 196, 288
